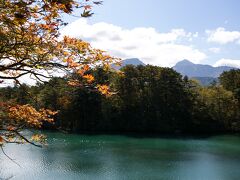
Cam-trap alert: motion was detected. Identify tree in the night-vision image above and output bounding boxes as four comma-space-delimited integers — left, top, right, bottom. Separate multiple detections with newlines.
219, 69, 240, 101
219, 69, 240, 130
111, 65, 193, 133
0, 0, 118, 148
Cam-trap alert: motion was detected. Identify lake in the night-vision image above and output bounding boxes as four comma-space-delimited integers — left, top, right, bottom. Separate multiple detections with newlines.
1, 132, 240, 180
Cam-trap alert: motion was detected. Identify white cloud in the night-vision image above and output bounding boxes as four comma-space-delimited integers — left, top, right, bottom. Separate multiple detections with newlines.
214, 59, 240, 68
193, 32, 199, 38
209, 47, 221, 53
206, 27, 240, 44
60, 19, 206, 67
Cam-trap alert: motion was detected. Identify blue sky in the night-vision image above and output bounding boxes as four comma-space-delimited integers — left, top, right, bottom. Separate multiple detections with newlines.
61, 0, 240, 67
91, 0, 240, 31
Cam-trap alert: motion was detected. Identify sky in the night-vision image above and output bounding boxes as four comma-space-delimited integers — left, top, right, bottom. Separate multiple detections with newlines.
61, 0, 240, 67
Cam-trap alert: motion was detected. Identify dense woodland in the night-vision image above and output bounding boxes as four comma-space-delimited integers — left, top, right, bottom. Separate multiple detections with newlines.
1, 66, 240, 135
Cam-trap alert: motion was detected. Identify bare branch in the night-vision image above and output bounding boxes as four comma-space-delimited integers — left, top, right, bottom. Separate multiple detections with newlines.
0, 146, 21, 167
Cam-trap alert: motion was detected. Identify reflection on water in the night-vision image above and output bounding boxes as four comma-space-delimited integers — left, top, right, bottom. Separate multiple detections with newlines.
1, 133, 240, 180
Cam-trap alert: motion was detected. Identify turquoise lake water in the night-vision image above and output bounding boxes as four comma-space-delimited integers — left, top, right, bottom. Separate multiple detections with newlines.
1, 132, 240, 180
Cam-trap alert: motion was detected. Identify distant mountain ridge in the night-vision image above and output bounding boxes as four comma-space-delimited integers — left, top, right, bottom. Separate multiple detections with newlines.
173, 59, 237, 78
113, 58, 237, 86
112, 58, 145, 70
113, 58, 237, 81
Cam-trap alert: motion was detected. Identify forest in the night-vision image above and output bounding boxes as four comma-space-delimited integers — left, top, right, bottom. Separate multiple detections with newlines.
1, 66, 239, 135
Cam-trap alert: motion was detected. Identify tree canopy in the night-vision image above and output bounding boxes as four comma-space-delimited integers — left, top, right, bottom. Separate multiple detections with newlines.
219, 69, 240, 101
2, 65, 239, 135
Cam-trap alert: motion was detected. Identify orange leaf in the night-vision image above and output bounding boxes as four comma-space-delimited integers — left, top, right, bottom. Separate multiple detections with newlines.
0, 136, 4, 143
83, 74, 95, 83
7, 126, 15, 131
84, 5, 92, 10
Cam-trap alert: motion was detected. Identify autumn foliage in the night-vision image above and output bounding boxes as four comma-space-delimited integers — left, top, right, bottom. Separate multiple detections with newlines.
0, 0, 119, 147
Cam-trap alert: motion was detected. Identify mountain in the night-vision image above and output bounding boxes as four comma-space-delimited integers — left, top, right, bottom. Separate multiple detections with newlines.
173, 59, 236, 78
191, 77, 218, 86
112, 58, 236, 86
112, 58, 145, 70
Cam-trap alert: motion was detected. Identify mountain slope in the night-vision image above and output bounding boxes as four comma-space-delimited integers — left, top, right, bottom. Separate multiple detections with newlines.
191, 77, 218, 86
173, 59, 236, 78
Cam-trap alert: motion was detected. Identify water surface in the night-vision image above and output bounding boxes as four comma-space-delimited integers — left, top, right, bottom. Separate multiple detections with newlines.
1, 132, 240, 180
